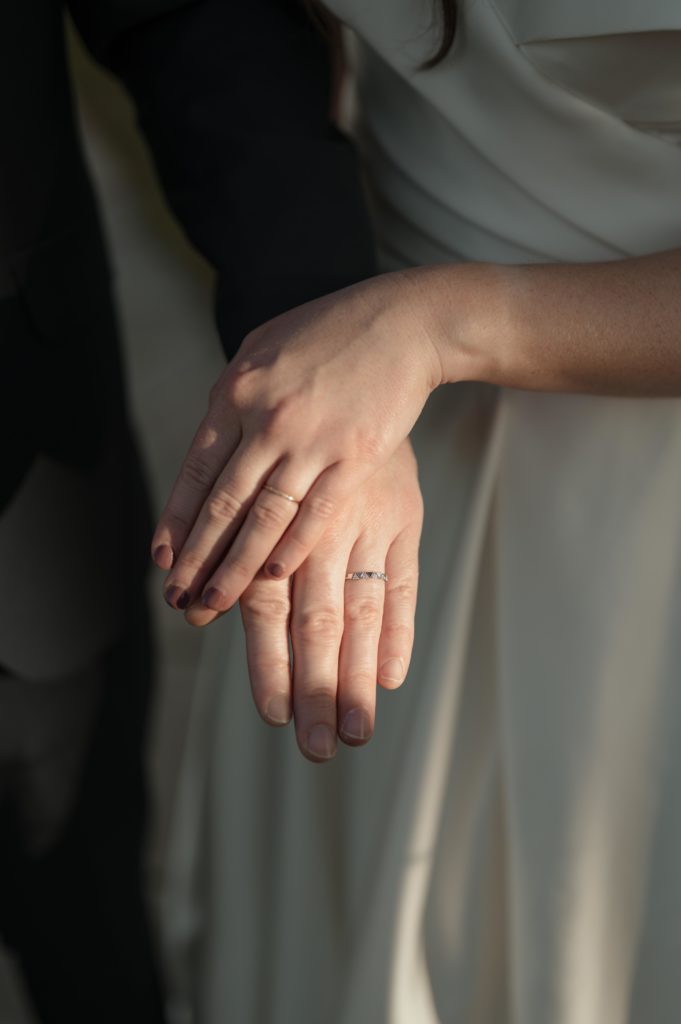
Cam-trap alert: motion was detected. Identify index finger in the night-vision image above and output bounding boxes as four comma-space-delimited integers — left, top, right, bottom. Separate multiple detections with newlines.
150, 407, 241, 571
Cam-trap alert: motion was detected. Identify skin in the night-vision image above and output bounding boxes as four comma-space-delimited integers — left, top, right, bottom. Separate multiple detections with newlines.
153, 247, 681, 759
183, 439, 422, 761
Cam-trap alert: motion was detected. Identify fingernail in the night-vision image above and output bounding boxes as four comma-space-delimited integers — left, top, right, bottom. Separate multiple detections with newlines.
306, 725, 336, 760
202, 587, 227, 611
165, 586, 191, 610
340, 708, 371, 743
265, 694, 291, 726
266, 562, 284, 578
379, 657, 405, 686
152, 544, 174, 570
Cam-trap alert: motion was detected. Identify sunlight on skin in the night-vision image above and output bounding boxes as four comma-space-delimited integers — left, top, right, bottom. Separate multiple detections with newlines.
178, 440, 423, 762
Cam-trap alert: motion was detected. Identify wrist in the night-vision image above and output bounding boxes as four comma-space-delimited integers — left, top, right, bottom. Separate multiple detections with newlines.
401, 261, 516, 388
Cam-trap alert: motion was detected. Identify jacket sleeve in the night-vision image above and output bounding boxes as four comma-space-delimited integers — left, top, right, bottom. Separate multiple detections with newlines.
67, 0, 377, 359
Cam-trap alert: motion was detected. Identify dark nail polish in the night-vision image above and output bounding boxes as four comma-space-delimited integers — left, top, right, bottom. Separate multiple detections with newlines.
153, 544, 174, 570
201, 587, 225, 611
165, 585, 190, 610
267, 562, 284, 578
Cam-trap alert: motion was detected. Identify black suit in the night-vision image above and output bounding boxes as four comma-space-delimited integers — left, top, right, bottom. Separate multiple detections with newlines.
0, 1, 375, 1020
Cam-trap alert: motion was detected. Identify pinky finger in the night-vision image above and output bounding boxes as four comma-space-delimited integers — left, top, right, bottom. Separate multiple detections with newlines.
376, 526, 420, 690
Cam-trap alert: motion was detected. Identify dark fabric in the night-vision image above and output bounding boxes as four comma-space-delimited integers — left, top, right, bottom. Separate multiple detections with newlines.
0, 0, 115, 510
0, 604, 165, 1024
0, 1, 375, 1016
69, 0, 378, 356
0, 278, 154, 679
2, 0, 376, 515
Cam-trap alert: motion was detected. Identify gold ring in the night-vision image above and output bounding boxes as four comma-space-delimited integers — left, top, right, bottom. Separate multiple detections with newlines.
262, 483, 300, 503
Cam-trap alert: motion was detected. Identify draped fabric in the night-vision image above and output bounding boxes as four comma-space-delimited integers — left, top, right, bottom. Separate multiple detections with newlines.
163, 2, 681, 1021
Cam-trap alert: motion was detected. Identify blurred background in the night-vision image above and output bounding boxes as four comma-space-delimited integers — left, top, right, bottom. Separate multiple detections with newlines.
0, 20, 226, 1021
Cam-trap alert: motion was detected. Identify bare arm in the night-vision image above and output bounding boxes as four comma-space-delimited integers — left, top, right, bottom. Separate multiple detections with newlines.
418, 248, 681, 396
153, 245, 681, 612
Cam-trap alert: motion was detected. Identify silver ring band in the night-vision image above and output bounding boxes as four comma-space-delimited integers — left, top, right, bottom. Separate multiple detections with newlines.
262, 483, 299, 503
345, 571, 389, 582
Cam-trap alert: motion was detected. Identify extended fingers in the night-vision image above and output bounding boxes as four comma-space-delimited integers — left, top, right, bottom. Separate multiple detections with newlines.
158, 435, 368, 613
194, 458, 355, 613
164, 456, 298, 610
376, 525, 420, 690
198, 458, 313, 612
289, 543, 348, 763
239, 573, 293, 726
151, 400, 241, 572
264, 460, 358, 580
337, 537, 387, 747
163, 451, 344, 613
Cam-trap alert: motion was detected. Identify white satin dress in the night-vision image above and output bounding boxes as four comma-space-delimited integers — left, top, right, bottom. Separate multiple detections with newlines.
163, 2, 681, 1021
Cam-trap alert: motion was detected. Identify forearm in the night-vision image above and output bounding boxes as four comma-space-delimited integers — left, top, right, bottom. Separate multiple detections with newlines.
412, 248, 681, 397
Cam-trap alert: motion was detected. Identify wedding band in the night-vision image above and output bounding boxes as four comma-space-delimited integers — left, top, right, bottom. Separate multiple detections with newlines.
262, 484, 300, 503
345, 571, 389, 582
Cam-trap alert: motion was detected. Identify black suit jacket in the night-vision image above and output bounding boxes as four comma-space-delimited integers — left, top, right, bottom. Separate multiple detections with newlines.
1, 0, 376, 508
0, 0, 376, 675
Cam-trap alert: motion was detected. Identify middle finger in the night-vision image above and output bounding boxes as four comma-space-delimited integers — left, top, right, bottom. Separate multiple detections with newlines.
200, 455, 321, 613
290, 539, 349, 763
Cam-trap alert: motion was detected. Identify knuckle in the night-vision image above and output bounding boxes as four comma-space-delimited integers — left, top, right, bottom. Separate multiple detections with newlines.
293, 606, 342, 643
180, 452, 215, 492
240, 591, 291, 621
250, 498, 289, 530
382, 621, 413, 649
222, 556, 253, 582
251, 655, 291, 678
175, 550, 206, 573
206, 486, 244, 523
296, 687, 337, 715
194, 419, 220, 448
306, 493, 337, 521
340, 669, 376, 691
389, 579, 419, 604
345, 596, 383, 626
163, 508, 191, 533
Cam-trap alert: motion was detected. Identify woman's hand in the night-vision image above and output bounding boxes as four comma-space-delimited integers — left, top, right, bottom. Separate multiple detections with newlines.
184, 439, 423, 762
152, 271, 441, 612
154, 249, 681, 614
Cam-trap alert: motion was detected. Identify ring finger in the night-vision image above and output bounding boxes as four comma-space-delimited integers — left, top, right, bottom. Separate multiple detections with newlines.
164, 447, 304, 610
199, 455, 322, 613
337, 536, 388, 747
